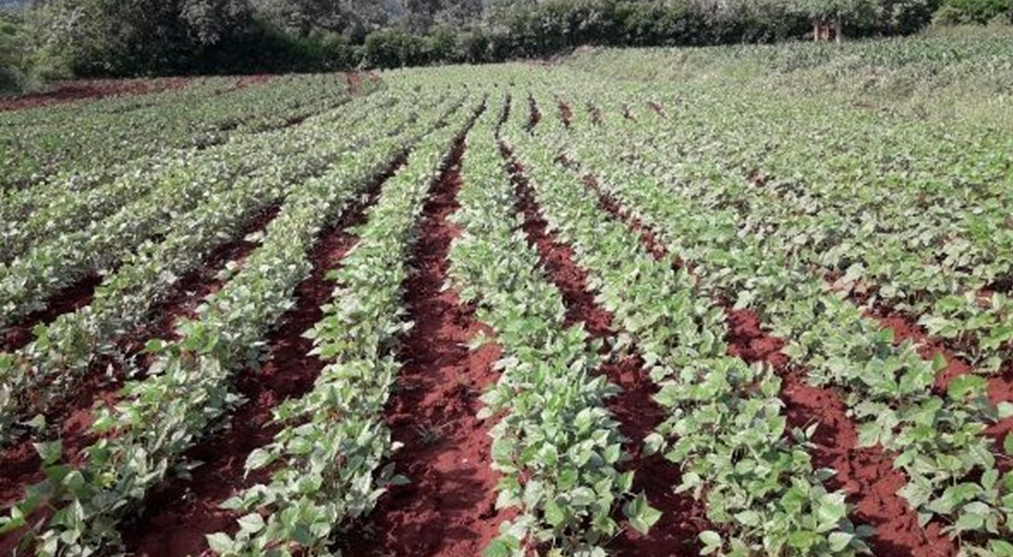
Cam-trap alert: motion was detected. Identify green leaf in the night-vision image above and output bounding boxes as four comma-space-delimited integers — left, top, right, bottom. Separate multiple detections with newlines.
623, 493, 661, 535
245, 448, 273, 471
998, 402, 1013, 419
990, 540, 1013, 557
1005, 433, 1013, 457
700, 530, 722, 547
206, 532, 235, 554
484, 537, 515, 557
544, 499, 566, 527
828, 531, 854, 552
33, 440, 62, 466
947, 375, 986, 401
237, 513, 265, 533
734, 510, 760, 527
817, 492, 847, 531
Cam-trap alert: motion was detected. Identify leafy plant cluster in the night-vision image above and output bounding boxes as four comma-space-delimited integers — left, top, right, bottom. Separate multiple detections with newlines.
448, 98, 652, 556
0, 89, 460, 556
0, 88, 423, 444
603, 78, 1013, 373
503, 105, 870, 557
0, 73, 368, 192
204, 96, 479, 557
0, 77, 379, 332
535, 83, 1012, 555
0, 79, 378, 266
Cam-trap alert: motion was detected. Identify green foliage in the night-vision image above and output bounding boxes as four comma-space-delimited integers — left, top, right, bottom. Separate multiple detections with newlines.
935, 0, 1013, 24
0, 10, 28, 92
364, 28, 428, 68
25, 0, 253, 77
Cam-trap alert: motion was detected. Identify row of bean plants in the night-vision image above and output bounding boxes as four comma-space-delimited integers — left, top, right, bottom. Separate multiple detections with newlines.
0, 90, 464, 557
503, 92, 870, 557
448, 97, 650, 557
535, 88, 1013, 555
0, 89, 449, 444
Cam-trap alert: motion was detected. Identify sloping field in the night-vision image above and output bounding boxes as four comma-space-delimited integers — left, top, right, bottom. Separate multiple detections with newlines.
0, 35, 1012, 557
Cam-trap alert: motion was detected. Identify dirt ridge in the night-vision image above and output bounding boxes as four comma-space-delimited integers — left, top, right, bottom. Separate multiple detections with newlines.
343, 118, 508, 557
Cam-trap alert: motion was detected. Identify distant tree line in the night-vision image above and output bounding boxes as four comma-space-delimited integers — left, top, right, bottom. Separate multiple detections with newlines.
1, 0, 1011, 87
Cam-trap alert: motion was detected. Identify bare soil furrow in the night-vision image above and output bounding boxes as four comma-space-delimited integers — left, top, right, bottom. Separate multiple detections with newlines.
343, 131, 506, 557
2, 274, 103, 352
503, 144, 705, 557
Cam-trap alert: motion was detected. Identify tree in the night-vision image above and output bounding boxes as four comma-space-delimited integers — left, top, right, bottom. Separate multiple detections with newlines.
257, 0, 390, 37
27, 0, 253, 75
434, 0, 484, 27
180, 0, 252, 46
795, 0, 880, 41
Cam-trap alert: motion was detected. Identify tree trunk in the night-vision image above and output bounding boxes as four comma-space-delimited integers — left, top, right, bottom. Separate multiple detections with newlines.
834, 16, 843, 43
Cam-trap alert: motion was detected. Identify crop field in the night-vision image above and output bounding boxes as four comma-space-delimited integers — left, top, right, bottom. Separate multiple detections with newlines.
1, 33, 1013, 557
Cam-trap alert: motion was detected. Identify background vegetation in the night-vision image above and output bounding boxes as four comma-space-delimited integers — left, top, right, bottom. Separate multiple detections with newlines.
1, 0, 1011, 91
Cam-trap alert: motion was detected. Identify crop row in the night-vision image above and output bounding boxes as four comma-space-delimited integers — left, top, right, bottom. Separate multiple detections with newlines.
501, 92, 869, 557
0, 91, 467, 556
0, 88, 455, 444
205, 95, 479, 557
0, 92, 385, 267
588, 79, 1013, 374
448, 96, 655, 556
0, 88, 401, 328
0, 74, 369, 191
529, 88, 1012, 555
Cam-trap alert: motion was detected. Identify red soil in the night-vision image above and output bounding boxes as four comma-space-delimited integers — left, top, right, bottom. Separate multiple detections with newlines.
576, 168, 953, 557
647, 101, 663, 114
558, 99, 573, 129
342, 132, 507, 557
122, 184, 390, 557
346, 72, 363, 95
133, 204, 284, 351
1, 274, 103, 352
503, 144, 705, 557
0, 202, 288, 555
526, 96, 542, 131
232, 74, 273, 90
0, 78, 191, 112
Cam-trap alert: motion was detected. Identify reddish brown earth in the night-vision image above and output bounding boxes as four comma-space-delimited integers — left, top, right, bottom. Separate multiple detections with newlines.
131, 204, 283, 352
526, 96, 542, 131
502, 145, 705, 557
342, 132, 507, 557
233, 74, 273, 90
558, 99, 573, 129
121, 183, 392, 557
346, 72, 363, 95
576, 167, 953, 557
647, 101, 663, 114
0, 78, 191, 112
724, 309, 954, 557
1, 274, 103, 352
